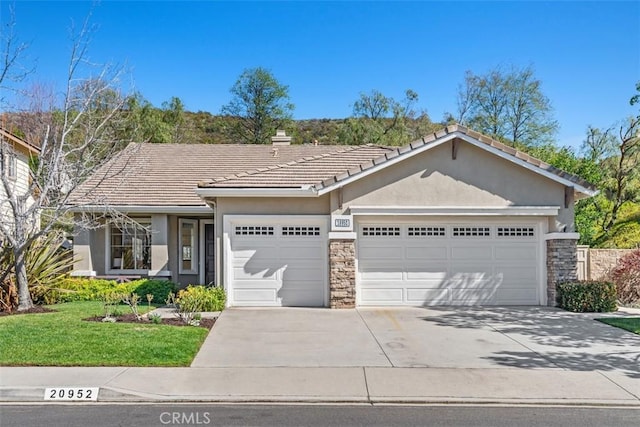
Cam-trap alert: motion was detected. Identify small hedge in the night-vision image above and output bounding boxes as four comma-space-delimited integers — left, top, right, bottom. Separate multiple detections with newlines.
44, 277, 176, 305
177, 285, 226, 312
557, 281, 617, 313
131, 279, 176, 304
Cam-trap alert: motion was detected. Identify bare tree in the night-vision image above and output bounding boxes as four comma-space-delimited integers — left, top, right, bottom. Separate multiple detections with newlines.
0, 12, 137, 310
456, 65, 559, 147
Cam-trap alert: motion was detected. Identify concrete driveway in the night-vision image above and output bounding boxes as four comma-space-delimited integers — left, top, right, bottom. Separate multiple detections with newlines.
191, 307, 640, 379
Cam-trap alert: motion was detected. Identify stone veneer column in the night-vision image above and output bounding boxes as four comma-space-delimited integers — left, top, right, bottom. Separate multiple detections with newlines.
329, 237, 356, 309
545, 233, 580, 307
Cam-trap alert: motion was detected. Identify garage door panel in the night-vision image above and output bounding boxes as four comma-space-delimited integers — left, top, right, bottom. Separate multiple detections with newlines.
232, 266, 279, 280
279, 245, 324, 259
450, 246, 493, 260
233, 288, 278, 304
498, 265, 538, 282
405, 247, 448, 260
278, 289, 325, 307
451, 287, 498, 305
281, 266, 324, 281
360, 288, 404, 304
359, 245, 404, 260
406, 288, 451, 305
360, 271, 405, 281
495, 245, 537, 260
496, 288, 538, 304
405, 269, 448, 281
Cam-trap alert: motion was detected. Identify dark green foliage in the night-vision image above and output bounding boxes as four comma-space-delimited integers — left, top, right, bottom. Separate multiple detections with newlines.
610, 249, 640, 305
131, 279, 176, 304
557, 281, 617, 313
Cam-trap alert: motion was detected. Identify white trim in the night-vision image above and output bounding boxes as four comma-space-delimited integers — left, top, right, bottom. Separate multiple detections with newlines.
349, 206, 561, 216
544, 232, 580, 240
316, 131, 596, 197
148, 270, 172, 277
70, 270, 96, 277
196, 187, 317, 198
328, 231, 357, 240
199, 218, 214, 285
178, 218, 199, 275
71, 205, 213, 214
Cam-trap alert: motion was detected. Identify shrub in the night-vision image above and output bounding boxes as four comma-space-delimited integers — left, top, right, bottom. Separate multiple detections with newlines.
610, 249, 640, 305
177, 285, 226, 312
557, 281, 617, 313
131, 279, 176, 304
46, 278, 134, 304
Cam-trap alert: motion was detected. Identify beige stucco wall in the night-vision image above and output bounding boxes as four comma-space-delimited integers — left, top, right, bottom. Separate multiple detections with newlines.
588, 249, 635, 280
335, 139, 573, 231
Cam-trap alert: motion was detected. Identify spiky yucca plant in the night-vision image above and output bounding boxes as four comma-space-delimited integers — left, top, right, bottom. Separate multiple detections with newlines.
0, 231, 73, 310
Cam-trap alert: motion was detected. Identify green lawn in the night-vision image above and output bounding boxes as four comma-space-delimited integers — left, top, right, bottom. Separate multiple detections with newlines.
0, 301, 210, 366
597, 317, 640, 335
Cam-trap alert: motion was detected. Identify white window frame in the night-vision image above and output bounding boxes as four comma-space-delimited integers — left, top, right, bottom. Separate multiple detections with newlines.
179, 218, 199, 275
106, 218, 152, 274
2, 150, 17, 180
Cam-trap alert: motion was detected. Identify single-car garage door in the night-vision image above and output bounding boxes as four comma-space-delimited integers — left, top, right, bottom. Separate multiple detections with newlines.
357, 220, 543, 306
226, 216, 328, 307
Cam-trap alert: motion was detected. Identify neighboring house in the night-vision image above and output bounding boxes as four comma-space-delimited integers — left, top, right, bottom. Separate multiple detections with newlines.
0, 127, 40, 228
70, 125, 597, 308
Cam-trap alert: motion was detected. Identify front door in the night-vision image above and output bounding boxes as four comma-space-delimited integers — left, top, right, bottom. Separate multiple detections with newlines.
204, 223, 215, 285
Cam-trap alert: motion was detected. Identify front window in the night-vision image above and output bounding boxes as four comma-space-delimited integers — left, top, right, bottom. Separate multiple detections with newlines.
1, 149, 17, 180
179, 219, 198, 274
110, 219, 151, 270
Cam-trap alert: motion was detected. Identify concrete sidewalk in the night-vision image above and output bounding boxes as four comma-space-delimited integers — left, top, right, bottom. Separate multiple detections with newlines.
1, 366, 639, 406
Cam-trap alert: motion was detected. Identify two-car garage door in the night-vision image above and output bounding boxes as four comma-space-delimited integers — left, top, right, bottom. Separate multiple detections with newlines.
357, 221, 543, 306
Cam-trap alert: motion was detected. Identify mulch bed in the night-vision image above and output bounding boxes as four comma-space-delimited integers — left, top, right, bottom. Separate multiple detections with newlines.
83, 313, 215, 329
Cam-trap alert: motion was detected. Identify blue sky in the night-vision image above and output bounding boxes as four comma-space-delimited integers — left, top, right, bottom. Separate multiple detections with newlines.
1, 1, 638, 149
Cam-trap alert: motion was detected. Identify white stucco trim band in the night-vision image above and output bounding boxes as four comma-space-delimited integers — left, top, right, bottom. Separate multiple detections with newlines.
328, 232, 357, 240
349, 206, 560, 216
544, 232, 580, 240
70, 270, 96, 277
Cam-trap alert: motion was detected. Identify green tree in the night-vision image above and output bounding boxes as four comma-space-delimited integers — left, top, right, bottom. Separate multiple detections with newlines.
339, 89, 429, 145
221, 67, 294, 144
456, 65, 558, 147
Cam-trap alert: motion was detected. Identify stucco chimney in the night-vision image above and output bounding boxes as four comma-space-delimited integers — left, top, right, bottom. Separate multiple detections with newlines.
271, 130, 291, 145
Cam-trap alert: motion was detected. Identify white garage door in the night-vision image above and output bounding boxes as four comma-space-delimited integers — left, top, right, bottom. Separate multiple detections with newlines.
357, 221, 542, 306
226, 216, 328, 307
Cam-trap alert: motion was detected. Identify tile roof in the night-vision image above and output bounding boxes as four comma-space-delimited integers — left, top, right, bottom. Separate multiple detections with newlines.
69, 143, 393, 207
200, 125, 597, 195
70, 125, 597, 208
